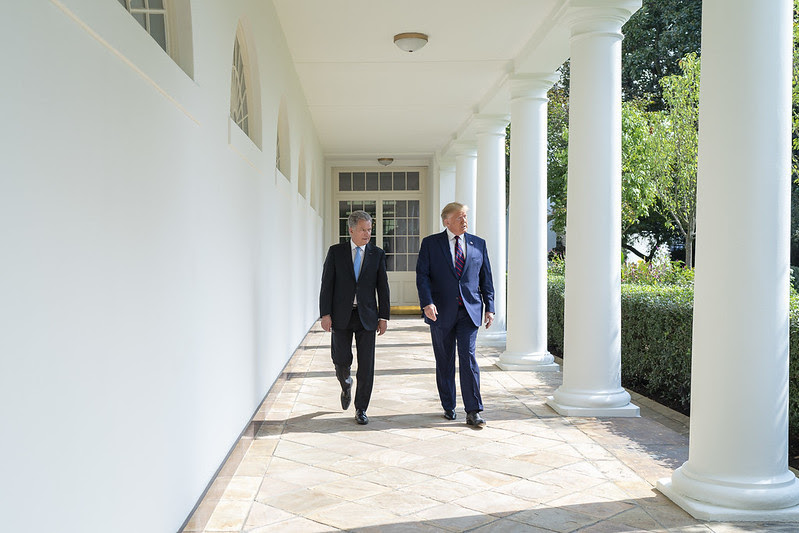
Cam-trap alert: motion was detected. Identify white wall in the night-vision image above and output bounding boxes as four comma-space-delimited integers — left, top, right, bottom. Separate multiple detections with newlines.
0, 1, 324, 531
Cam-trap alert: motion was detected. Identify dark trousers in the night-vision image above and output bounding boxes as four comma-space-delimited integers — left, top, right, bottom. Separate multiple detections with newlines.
331, 308, 376, 411
430, 306, 483, 413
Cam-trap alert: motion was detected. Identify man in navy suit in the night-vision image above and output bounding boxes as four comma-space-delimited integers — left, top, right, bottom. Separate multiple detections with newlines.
320, 210, 390, 425
416, 202, 495, 427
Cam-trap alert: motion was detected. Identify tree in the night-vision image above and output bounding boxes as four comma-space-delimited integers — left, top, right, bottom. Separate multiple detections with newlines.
621, 100, 660, 259
546, 65, 570, 242
646, 53, 700, 267
621, 0, 702, 109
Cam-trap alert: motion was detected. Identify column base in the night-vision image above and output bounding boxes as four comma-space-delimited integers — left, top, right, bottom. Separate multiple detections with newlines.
656, 463, 799, 521
477, 329, 506, 347
658, 476, 799, 522
546, 387, 639, 417
497, 350, 560, 371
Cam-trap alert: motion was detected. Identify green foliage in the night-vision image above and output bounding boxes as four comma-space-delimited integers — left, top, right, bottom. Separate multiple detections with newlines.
621, 101, 659, 235
645, 53, 700, 267
548, 264, 799, 461
547, 66, 570, 237
620, 258, 694, 286
792, 0, 799, 182
621, 0, 702, 109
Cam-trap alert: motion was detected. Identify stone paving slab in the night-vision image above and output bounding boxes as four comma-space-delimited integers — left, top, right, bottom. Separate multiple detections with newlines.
182, 317, 784, 532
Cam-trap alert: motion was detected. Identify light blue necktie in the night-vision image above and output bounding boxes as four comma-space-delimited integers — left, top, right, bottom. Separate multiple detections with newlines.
354, 246, 362, 281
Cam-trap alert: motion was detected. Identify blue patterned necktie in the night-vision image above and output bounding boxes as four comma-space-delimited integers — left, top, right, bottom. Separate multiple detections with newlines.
354, 246, 362, 281
454, 236, 464, 277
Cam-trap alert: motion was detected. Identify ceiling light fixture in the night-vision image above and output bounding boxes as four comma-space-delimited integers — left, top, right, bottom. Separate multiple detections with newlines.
377, 157, 394, 166
394, 32, 428, 53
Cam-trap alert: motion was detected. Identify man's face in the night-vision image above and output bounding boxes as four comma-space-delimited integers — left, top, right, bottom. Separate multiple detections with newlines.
443, 209, 468, 236
349, 219, 372, 246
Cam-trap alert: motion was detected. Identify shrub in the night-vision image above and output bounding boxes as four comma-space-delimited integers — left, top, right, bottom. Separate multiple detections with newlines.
548, 266, 799, 462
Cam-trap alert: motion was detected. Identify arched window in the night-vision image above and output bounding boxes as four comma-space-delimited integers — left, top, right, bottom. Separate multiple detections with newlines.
230, 36, 249, 136
116, 0, 194, 78
229, 23, 261, 147
276, 99, 290, 179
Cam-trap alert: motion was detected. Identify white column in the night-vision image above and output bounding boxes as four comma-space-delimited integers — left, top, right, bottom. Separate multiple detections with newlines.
657, 0, 799, 521
475, 115, 509, 343
438, 159, 456, 218
499, 75, 559, 371
547, 2, 640, 417
454, 142, 477, 220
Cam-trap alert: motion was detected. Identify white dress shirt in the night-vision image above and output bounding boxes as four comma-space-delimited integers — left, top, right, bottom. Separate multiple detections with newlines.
446, 228, 466, 267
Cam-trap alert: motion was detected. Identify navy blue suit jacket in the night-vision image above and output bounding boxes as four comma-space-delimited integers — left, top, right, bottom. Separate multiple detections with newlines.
416, 230, 495, 330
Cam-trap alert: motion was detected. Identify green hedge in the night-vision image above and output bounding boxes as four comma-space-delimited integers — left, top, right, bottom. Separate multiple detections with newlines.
548, 274, 799, 459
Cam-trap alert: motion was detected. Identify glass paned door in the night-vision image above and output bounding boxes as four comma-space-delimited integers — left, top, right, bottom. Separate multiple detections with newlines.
338, 200, 376, 245
382, 200, 420, 272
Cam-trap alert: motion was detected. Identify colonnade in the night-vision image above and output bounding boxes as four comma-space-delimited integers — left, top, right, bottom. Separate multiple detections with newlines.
435, 0, 799, 521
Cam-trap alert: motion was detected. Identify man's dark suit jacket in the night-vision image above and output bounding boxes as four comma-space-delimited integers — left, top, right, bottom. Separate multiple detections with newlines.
320, 241, 390, 330
416, 230, 495, 330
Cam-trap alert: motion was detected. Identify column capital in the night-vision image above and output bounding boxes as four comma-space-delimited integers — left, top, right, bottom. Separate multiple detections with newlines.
452, 141, 477, 157
510, 73, 559, 101
474, 114, 510, 137
563, 0, 641, 38
437, 156, 456, 172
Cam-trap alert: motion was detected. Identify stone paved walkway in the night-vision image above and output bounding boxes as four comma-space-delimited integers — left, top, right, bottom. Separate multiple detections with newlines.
182, 317, 793, 532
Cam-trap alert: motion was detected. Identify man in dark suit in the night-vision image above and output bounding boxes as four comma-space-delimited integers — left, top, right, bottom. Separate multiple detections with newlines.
320, 210, 390, 425
416, 202, 495, 427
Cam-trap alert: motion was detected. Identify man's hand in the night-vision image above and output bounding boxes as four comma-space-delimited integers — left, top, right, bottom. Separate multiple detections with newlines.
321, 314, 332, 332
423, 304, 438, 322
484, 312, 495, 329
377, 319, 388, 336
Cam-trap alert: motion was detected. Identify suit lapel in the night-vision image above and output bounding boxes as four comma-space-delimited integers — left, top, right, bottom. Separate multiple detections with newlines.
437, 230, 458, 277
460, 233, 474, 278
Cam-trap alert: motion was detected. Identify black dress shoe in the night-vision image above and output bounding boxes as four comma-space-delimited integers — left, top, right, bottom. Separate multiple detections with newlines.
443, 409, 456, 420
355, 409, 369, 425
340, 377, 352, 410
466, 411, 485, 427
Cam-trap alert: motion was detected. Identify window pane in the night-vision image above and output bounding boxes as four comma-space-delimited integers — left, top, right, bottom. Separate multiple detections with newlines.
383, 237, 393, 254
382, 200, 395, 218
339, 201, 350, 217
408, 200, 420, 217
397, 219, 408, 235
148, 0, 164, 8
407, 172, 420, 190
149, 14, 166, 50
397, 201, 407, 217
133, 12, 146, 29
370, 236, 376, 246
131, 0, 144, 8
117, 0, 127, 8
396, 255, 407, 271
353, 172, 365, 191
380, 172, 392, 190
366, 172, 378, 191
393, 172, 406, 191
339, 219, 348, 236
383, 219, 396, 235
396, 237, 407, 253
364, 202, 376, 217
386, 255, 395, 271
339, 173, 351, 191
410, 238, 420, 253
408, 254, 417, 271
339, 236, 349, 244
409, 218, 419, 236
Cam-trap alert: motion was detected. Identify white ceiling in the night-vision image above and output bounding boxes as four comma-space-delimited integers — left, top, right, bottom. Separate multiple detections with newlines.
272, 0, 571, 162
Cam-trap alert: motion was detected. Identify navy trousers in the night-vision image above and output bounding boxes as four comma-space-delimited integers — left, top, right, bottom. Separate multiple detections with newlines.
429, 306, 483, 413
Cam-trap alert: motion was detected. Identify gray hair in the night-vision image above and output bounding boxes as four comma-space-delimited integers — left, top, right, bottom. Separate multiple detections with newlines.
348, 210, 372, 229
440, 202, 468, 223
